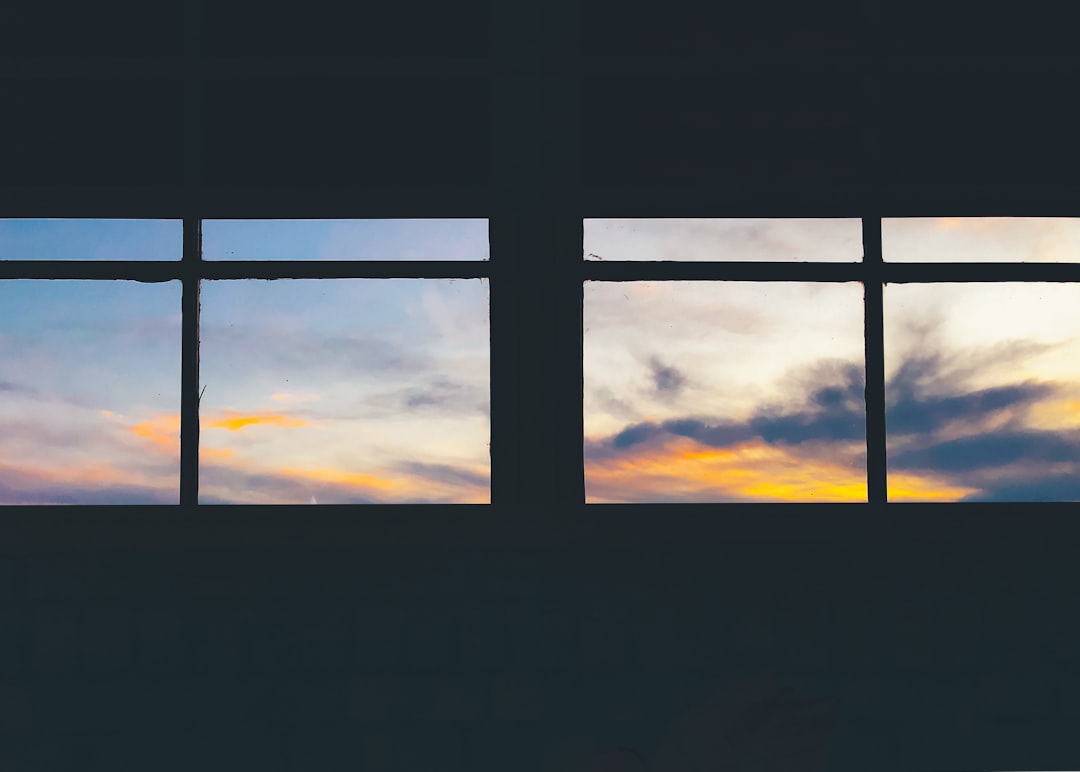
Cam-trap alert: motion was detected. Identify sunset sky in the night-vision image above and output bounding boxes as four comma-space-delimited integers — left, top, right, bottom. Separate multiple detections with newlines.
584, 217, 1080, 502
2, 217, 1078, 504
0, 219, 489, 504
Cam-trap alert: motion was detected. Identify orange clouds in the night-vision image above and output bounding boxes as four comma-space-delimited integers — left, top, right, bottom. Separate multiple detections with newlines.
587, 436, 868, 503
124, 412, 233, 459
125, 409, 309, 450
586, 435, 978, 503
113, 407, 486, 503
202, 411, 308, 432
127, 414, 180, 450
277, 466, 397, 491
887, 473, 979, 502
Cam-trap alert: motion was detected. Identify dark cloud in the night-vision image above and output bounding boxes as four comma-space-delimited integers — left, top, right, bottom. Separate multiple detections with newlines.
0, 381, 35, 396
886, 343, 1058, 437
199, 460, 483, 505
391, 461, 489, 490
751, 366, 865, 445
199, 463, 386, 505
649, 357, 686, 395
891, 429, 1080, 474
962, 473, 1080, 502
588, 343, 1080, 502
663, 419, 755, 447
587, 362, 865, 462
401, 377, 487, 413
888, 382, 1054, 436
611, 422, 667, 450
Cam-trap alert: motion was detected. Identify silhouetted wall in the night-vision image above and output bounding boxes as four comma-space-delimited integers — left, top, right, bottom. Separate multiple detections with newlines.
2, 508, 1078, 771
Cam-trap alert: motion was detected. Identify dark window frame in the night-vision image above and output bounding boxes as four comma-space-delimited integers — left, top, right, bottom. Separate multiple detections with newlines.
2, 0, 1080, 538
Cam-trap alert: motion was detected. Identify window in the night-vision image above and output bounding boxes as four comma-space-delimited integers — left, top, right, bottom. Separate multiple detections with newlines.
5, 0, 1080, 518
0, 218, 490, 505
583, 217, 1080, 504
4, 216, 1080, 507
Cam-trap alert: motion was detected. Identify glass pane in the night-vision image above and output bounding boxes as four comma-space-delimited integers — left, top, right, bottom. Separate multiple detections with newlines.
199, 279, 489, 504
885, 283, 1080, 501
0, 219, 181, 261
202, 219, 488, 261
584, 281, 867, 502
0, 281, 181, 504
883, 217, 1080, 262
583, 218, 861, 262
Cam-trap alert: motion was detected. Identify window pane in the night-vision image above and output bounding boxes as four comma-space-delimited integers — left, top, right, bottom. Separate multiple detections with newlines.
202, 219, 488, 261
584, 281, 866, 502
0, 219, 182, 261
199, 279, 489, 504
0, 281, 181, 504
584, 219, 862, 262
882, 217, 1080, 262
885, 283, 1080, 501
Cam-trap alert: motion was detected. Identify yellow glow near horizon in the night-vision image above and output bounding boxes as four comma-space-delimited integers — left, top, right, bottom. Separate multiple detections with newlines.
586, 438, 870, 502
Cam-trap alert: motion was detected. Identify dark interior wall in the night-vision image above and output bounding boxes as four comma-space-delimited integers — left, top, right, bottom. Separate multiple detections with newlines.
2, 510, 1079, 771
3, 1, 1080, 770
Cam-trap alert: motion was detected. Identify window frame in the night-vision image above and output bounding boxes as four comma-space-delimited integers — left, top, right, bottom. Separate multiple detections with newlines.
4, 216, 1080, 514
582, 216, 1080, 507
3, 0, 1080, 537
0, 217, 492, 507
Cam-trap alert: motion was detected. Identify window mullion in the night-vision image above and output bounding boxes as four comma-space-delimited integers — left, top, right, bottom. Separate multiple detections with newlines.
489, 217, 584, 511
180, 218, 202, 506
863, 216, 887, 505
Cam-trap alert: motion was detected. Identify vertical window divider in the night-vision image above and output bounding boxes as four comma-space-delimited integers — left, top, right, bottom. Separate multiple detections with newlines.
863, 216, 887, 505
181, 0, 201, 507
180, 218, 202, 506
489, 217, 585, 512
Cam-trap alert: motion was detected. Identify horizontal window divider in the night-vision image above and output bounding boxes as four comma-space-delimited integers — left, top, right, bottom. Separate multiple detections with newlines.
581, 261, 1080, 283
882, 262, 1080, 283
0, 261, 185, 281
199, 260, 491, 280
0, 260, 495, 281
583, 261, 865, 282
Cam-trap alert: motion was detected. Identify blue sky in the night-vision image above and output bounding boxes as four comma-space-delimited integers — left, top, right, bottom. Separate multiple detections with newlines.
0, 279, 181, 504
0, 219, 489, 505
202, 219, 489, 261
0, 219, 181, 260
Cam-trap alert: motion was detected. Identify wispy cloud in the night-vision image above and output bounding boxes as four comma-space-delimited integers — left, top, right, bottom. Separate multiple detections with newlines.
270, 391, 319, 404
